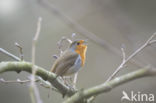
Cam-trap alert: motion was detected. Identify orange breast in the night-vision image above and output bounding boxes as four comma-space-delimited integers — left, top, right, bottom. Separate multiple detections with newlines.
75, 45, 87, 66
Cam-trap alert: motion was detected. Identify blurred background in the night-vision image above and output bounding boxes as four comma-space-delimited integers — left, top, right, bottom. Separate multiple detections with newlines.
0, 0, 156, 103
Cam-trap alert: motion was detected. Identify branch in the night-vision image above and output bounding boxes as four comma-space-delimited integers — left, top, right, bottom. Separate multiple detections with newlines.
0, 48, 20, 61
105, 33, 156, 82
63, 67, 156, 103
57, 36, 72, 57
0, 62, 156, 103
1, 61, 156, 103
30, 16, 43, 103
0, 61, 77, 96
0, 78, 37, 84
37, 0, 119, 55
0, 77, 58, 92
15, 42, 24, 61
37, 0, 148, 69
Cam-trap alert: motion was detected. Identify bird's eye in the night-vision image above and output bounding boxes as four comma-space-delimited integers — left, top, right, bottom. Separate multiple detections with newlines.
77, 42, 80, 45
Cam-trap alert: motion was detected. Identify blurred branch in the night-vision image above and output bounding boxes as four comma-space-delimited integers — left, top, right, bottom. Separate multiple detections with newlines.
85, 33, 156, 102
63, 67, 156, 103
0, 48, 20, 61
105, 33, 156, 82
0, 78, 38, 84
37, 0, 118, 54
0, 62, 156, 103
15, 42, 24, 61
37, 0, 147, 69
0, 77, 58, 92
57, 36, 72, 56
29, 17, 43, 103
0, 61, 76, 96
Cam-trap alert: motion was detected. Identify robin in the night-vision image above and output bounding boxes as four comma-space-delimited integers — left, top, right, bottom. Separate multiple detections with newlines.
51, 40, 87, 78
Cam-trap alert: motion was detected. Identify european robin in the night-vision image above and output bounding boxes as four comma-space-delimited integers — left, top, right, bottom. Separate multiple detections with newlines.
51, 40, 87, 77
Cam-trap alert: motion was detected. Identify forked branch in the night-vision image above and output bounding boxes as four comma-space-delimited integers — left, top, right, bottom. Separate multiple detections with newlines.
105, 33, 156, 82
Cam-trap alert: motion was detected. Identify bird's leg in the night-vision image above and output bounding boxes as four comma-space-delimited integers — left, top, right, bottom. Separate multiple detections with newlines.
62, 74, 78, 89
66, 76, 74, 84
69, 76, 73, 83
73, 73, 78, 89
63, 76, 70, 86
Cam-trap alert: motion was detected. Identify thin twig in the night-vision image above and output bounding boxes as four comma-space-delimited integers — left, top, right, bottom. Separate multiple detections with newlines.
0, 48, 20, 61
38, 0, 153, 71
71, 33, 77, 38
32, 17, 42, 74
105, 33, 156, 82
149, 39, 156, 44
37, 0, 118, 54
53, 34, 75, 59
121, 47, 126, 62
38, 77, 59, 93
0, 78, 33, 84
63, 67, 156, 103
87, 96, 96, 103
1, 61, 156, 102
15, 42, 24, 61
0, 78, 40, 84
29, 17, 43, 103
0, 77, 58, 92
0, 61, 77, 96
57, 36, 72, 56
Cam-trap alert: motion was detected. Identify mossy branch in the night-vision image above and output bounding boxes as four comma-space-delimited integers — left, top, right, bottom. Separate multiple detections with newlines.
0, 61, 76, 97
63, 67, 156, 103
0, 61, 156, 103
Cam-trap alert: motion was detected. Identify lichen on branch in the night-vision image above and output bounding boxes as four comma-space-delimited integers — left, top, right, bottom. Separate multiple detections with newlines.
63, 67, 156, 103
0, 61, 156, 103
0, 61, 77, 97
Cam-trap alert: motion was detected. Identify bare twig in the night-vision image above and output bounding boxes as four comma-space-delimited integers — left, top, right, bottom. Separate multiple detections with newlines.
0, 61, 77, 96
149, 39, 156, 44
54, 33, 76, 59
29, 17, 43, 103
38, 0, 154, 72
0, 48, 20, 61
0, 78, 40, 84
37, 0, 117, 54
105, 33, 156, 82
0, 78, 33, 84
71, 33, 77, 38
53, 54, 58, 59
52, 35, 73, 60
37, 77, 59, 93
121, 46, 126, 62
31, 17, 42, 75
57, 36, 72, 56
0, 77, 58, 93
0, 61, 156, 103
63, 67, 156, 103
15, 42, 24, 61
87, 96, 96, 103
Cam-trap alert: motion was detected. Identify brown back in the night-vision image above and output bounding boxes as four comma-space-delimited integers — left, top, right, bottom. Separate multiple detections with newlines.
51, 50, 79, 76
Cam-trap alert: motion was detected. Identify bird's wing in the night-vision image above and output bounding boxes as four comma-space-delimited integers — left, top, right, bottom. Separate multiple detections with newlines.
51, 50, 79, 76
